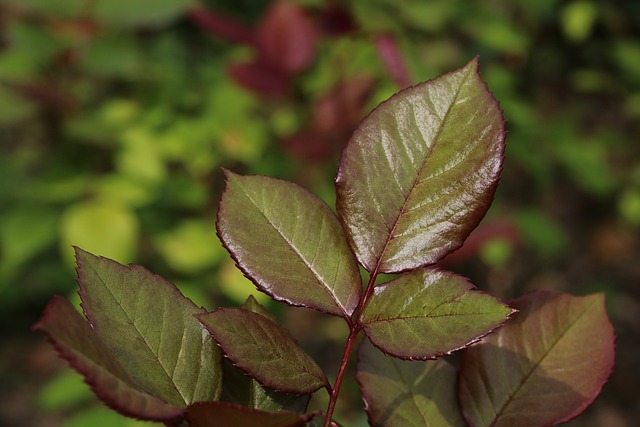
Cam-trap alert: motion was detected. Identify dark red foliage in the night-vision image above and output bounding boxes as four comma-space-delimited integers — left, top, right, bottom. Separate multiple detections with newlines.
257, 1, 318, 76
284, 75, 376, 161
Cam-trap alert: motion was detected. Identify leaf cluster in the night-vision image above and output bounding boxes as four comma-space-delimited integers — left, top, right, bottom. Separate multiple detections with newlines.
34, 58, 614, 427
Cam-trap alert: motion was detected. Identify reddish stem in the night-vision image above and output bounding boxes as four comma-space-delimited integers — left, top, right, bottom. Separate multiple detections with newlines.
323, 268, 381, 426
322, 326, 360, 427
375, 33, 411, 89
187, 6, 256, 45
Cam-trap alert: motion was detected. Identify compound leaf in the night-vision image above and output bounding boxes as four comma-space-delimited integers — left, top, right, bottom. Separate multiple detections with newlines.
33, 296, 184, 421
459, 291, 615, 427
360, 268, 513, 359
197, 307, 329, 394
187, 401, 317, 427
336, 57, 505, 273
75, 248, 222, 408
217, 171, 361, 318
356, 339, 466, 427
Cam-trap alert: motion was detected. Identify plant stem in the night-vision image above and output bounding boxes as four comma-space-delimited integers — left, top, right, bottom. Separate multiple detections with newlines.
323, 326, 360, 427
323, 268, 380, 426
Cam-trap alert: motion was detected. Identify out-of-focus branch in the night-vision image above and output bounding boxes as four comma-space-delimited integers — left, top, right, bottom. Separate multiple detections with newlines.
375, 34, 411, 89
187, 5, 256, 45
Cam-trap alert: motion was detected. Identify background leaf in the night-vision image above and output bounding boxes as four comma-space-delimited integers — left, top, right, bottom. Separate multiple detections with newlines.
257, 1, 318, 75
335, 57, 505, 273
217, 171, 361, 318
356, 339, 466, 427
458, 291, 615, 427
198, 307, 329, 394
33, 296, 184, 421
76, 248, 222, 408
361, 268, 513, 359
186, 401, 317, 427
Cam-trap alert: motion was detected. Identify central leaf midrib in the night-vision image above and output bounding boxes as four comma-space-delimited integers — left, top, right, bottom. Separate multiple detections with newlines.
239, 185, 347, 317
376, 67, 473, 269
85, 262, 189, 406
364, 311, 496, 325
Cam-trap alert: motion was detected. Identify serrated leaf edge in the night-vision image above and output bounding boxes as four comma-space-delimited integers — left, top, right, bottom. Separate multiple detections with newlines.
196, 307, 329, 394
335, 56, 506, 274
33, 296, 185, 422
216, 169, 361, 319
361, 269, 517, 360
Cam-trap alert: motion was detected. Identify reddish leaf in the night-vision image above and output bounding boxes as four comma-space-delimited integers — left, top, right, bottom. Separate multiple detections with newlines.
187, 401, 317, 427
375, 34, 411, 89
76, 248, 222, 408
257, 1, 318, 75
187, 5, 256, 45
197, 307, 329, 394
284, 75, 376, 161
33, 296, 184, 421
356, 339, 466, 427
217, 171, 361, 318
336, 57, 505, 273
459, 291, 615, 427
220, 297, 311, 414
360, 268, 513, 359
228, 60, 290, 98
313, 75, 376, 134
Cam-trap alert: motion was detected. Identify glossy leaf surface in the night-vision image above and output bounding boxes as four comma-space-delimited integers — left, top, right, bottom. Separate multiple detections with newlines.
217, 171, 361, 318
459, 291, 615, 427
221, 297, 311, 413
198, 307, 329, 394
76, 248, 222, 408
361, 268, 513, 359
187, 401, 317, 427
356, 339, 466, 427
33, 296, 184, 421
336, 57, 505, 273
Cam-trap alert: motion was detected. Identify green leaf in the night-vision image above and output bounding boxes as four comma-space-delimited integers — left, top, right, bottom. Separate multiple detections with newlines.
336, 57, 505, 273
360, 268, 513, 359
59, 200, 139, 266
221, 297, 311, 414
459, 291, 615, 427
222, 360, 311, 414
197, 307, 329, 394
356, 339, 466, 427
186, 401, 318, 427
94, 0, 191, 28
217, 171, 361, 318
75, 248, 223, 408
33, 296, 184, 421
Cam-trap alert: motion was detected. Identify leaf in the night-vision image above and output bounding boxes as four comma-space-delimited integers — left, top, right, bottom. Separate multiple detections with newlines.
187, 401, 317, 427
360, 268, 513, 359
197, 307, 329, 394
60, 200, 139, 266
94, 0, 191, 28
33, 296, 184, 421
257, 1, 318, 75
221, 297, 311, 414
335, 57, 505, 273
458, 291, 615, 427
222, 360, 310, 414
356, 339, 466, 427
75, 248, 222, 408
217, 171, 361, 318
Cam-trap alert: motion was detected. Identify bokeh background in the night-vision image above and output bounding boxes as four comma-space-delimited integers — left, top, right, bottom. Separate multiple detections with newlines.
1, 0, 639, 426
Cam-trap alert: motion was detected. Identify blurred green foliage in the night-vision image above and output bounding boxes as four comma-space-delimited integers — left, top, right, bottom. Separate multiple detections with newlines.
1, 0, 638, 426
